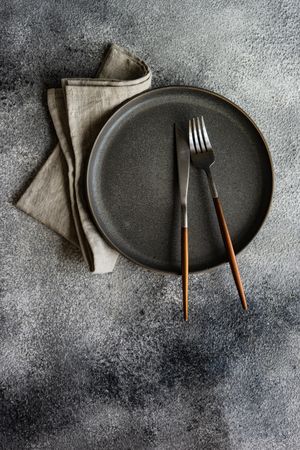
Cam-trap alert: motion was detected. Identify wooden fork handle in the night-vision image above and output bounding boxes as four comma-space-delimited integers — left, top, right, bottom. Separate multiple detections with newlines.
213, 198, 248, 311
181, 227, 189, 321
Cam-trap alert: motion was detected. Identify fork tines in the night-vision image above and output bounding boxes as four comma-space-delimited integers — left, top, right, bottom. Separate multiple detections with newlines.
189, 116, 212, 153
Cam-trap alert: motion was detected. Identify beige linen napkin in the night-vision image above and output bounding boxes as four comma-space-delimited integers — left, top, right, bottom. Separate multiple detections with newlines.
17, 44, 152, 273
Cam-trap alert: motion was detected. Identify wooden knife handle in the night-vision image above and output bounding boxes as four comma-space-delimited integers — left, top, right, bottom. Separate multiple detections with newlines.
181, 227, 189, 321
213, 198, 248, 311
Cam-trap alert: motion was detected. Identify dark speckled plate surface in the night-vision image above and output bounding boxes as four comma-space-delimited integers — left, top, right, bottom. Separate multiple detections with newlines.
87, 86, 273, 273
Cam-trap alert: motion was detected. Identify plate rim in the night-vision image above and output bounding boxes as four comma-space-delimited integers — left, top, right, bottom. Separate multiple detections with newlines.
87, 85, 274, 274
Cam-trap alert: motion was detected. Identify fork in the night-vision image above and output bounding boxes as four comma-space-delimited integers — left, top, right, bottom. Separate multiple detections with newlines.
188, 116, 248, 311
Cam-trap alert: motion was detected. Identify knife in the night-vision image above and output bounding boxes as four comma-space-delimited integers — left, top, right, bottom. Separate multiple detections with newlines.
175, 125, 190, 321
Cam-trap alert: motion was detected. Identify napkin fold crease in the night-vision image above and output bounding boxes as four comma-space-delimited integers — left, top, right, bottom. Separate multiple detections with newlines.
17, 44, 152, 273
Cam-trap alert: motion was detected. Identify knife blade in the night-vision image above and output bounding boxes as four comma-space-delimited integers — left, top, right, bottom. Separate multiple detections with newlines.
175, 125, 190, 228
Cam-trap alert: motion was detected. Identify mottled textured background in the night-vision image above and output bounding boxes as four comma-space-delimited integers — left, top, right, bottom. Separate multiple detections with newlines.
1, 0, 300, 449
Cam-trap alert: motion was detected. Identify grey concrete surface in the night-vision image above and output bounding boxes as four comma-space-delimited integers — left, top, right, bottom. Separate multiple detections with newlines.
1, 0, 300, 449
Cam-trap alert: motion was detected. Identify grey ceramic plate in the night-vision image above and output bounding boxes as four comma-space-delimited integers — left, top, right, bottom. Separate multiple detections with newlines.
87, 86, 273, 273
